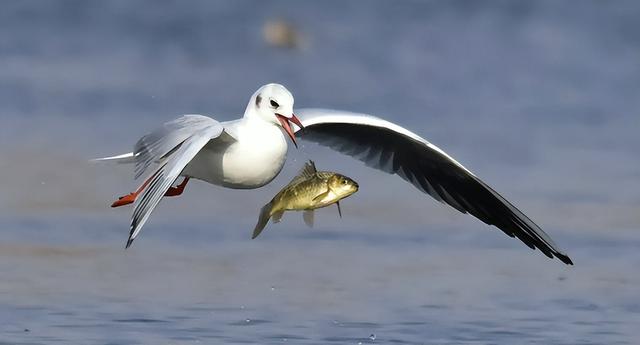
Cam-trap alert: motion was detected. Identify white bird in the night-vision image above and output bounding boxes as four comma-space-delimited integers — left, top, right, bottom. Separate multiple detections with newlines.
96, 83, 572, 265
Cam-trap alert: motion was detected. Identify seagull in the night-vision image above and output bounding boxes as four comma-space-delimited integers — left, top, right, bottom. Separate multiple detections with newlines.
96, 83, 573, 265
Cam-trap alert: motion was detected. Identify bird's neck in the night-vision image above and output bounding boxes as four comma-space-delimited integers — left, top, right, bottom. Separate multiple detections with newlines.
233, 113, 280, 145
242, 112, 270, 129
243, 93, 263, 120
243, 107, 260, 121
235, 115, 287, 149
242, 106, 279, 130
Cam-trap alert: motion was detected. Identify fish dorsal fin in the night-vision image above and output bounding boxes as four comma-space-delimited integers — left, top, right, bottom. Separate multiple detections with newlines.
286, 160, 318, 186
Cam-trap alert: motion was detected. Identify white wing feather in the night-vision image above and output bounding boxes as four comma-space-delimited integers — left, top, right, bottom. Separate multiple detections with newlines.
133, 115, 226, 179
91, 152, 135, 164
126, 122, 225, 247
91, 115, 229, 175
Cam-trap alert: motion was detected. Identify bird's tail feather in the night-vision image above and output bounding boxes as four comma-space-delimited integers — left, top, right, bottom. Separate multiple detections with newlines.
252, 202, 273, 239
90, 152, 135, 164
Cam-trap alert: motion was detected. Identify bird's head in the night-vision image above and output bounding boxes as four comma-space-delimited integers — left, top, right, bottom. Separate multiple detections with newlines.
247, 83, 304, 147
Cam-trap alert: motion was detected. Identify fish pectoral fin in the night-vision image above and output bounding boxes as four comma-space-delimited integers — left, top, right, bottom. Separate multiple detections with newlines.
303, 210, 315, 228
272, 211, 285, 223
312, 190, 330, 202
336, 201, 342, 218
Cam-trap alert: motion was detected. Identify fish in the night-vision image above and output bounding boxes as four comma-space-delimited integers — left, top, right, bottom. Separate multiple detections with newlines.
252, 160, 359, 239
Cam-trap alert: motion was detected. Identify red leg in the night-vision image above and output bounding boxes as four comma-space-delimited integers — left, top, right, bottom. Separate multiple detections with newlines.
111, 175, 189, 208
164, 177, 190, 197
110, 171, 158, 208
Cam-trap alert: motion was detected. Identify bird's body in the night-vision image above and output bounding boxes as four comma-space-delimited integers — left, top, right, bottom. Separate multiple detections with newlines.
183, 118, 287, 189
96, 83, 573, 265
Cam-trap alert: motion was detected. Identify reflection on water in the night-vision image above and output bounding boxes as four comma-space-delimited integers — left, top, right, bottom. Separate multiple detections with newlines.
1, 0, 639, 344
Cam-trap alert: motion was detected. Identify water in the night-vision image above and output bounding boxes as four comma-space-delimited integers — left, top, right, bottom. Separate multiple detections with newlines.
1, 223, 637, 344
1, 1, 639, 344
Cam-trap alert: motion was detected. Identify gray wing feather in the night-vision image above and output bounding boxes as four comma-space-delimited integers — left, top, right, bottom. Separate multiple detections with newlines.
126, 122, 224, 247
134, 115, 223, 179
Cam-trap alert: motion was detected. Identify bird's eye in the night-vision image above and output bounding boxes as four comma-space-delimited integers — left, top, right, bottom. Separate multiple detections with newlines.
270, 99, 279, 108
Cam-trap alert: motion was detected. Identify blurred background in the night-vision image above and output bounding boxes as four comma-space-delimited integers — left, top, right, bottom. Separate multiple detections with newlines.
0, 1, 638, 344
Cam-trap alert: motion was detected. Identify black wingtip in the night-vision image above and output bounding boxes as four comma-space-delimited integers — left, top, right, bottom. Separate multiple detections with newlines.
556, 252, 574, 265
125, 238, 134, 249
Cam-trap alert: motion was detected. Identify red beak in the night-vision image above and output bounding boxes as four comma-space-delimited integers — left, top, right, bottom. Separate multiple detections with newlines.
276, 113, 304, 148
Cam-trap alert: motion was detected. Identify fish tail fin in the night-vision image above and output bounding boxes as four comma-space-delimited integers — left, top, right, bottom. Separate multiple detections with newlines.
252, 202, 274, 239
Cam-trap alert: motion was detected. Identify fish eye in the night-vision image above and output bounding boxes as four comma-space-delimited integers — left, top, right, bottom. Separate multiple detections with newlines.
270, 99, 279, 108
342, 179, 347, 185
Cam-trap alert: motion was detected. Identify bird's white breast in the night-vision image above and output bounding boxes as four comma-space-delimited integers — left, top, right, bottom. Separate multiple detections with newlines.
184, 120, 288, 189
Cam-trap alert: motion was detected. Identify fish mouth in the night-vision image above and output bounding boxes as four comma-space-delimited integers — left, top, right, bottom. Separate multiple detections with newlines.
345, 178, 359, 191
349, 183, 359, 195
276, 113, 304, 148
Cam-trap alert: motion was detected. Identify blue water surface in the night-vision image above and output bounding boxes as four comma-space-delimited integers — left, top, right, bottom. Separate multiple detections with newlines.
0, 1, 639, 344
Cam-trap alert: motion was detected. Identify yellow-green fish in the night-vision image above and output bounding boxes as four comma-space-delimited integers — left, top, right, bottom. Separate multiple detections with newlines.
252, 160, 359, 239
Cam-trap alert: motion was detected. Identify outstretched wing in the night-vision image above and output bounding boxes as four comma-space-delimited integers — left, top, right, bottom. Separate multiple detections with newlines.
295, 108, 573, 265
126, 121, 227, 248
